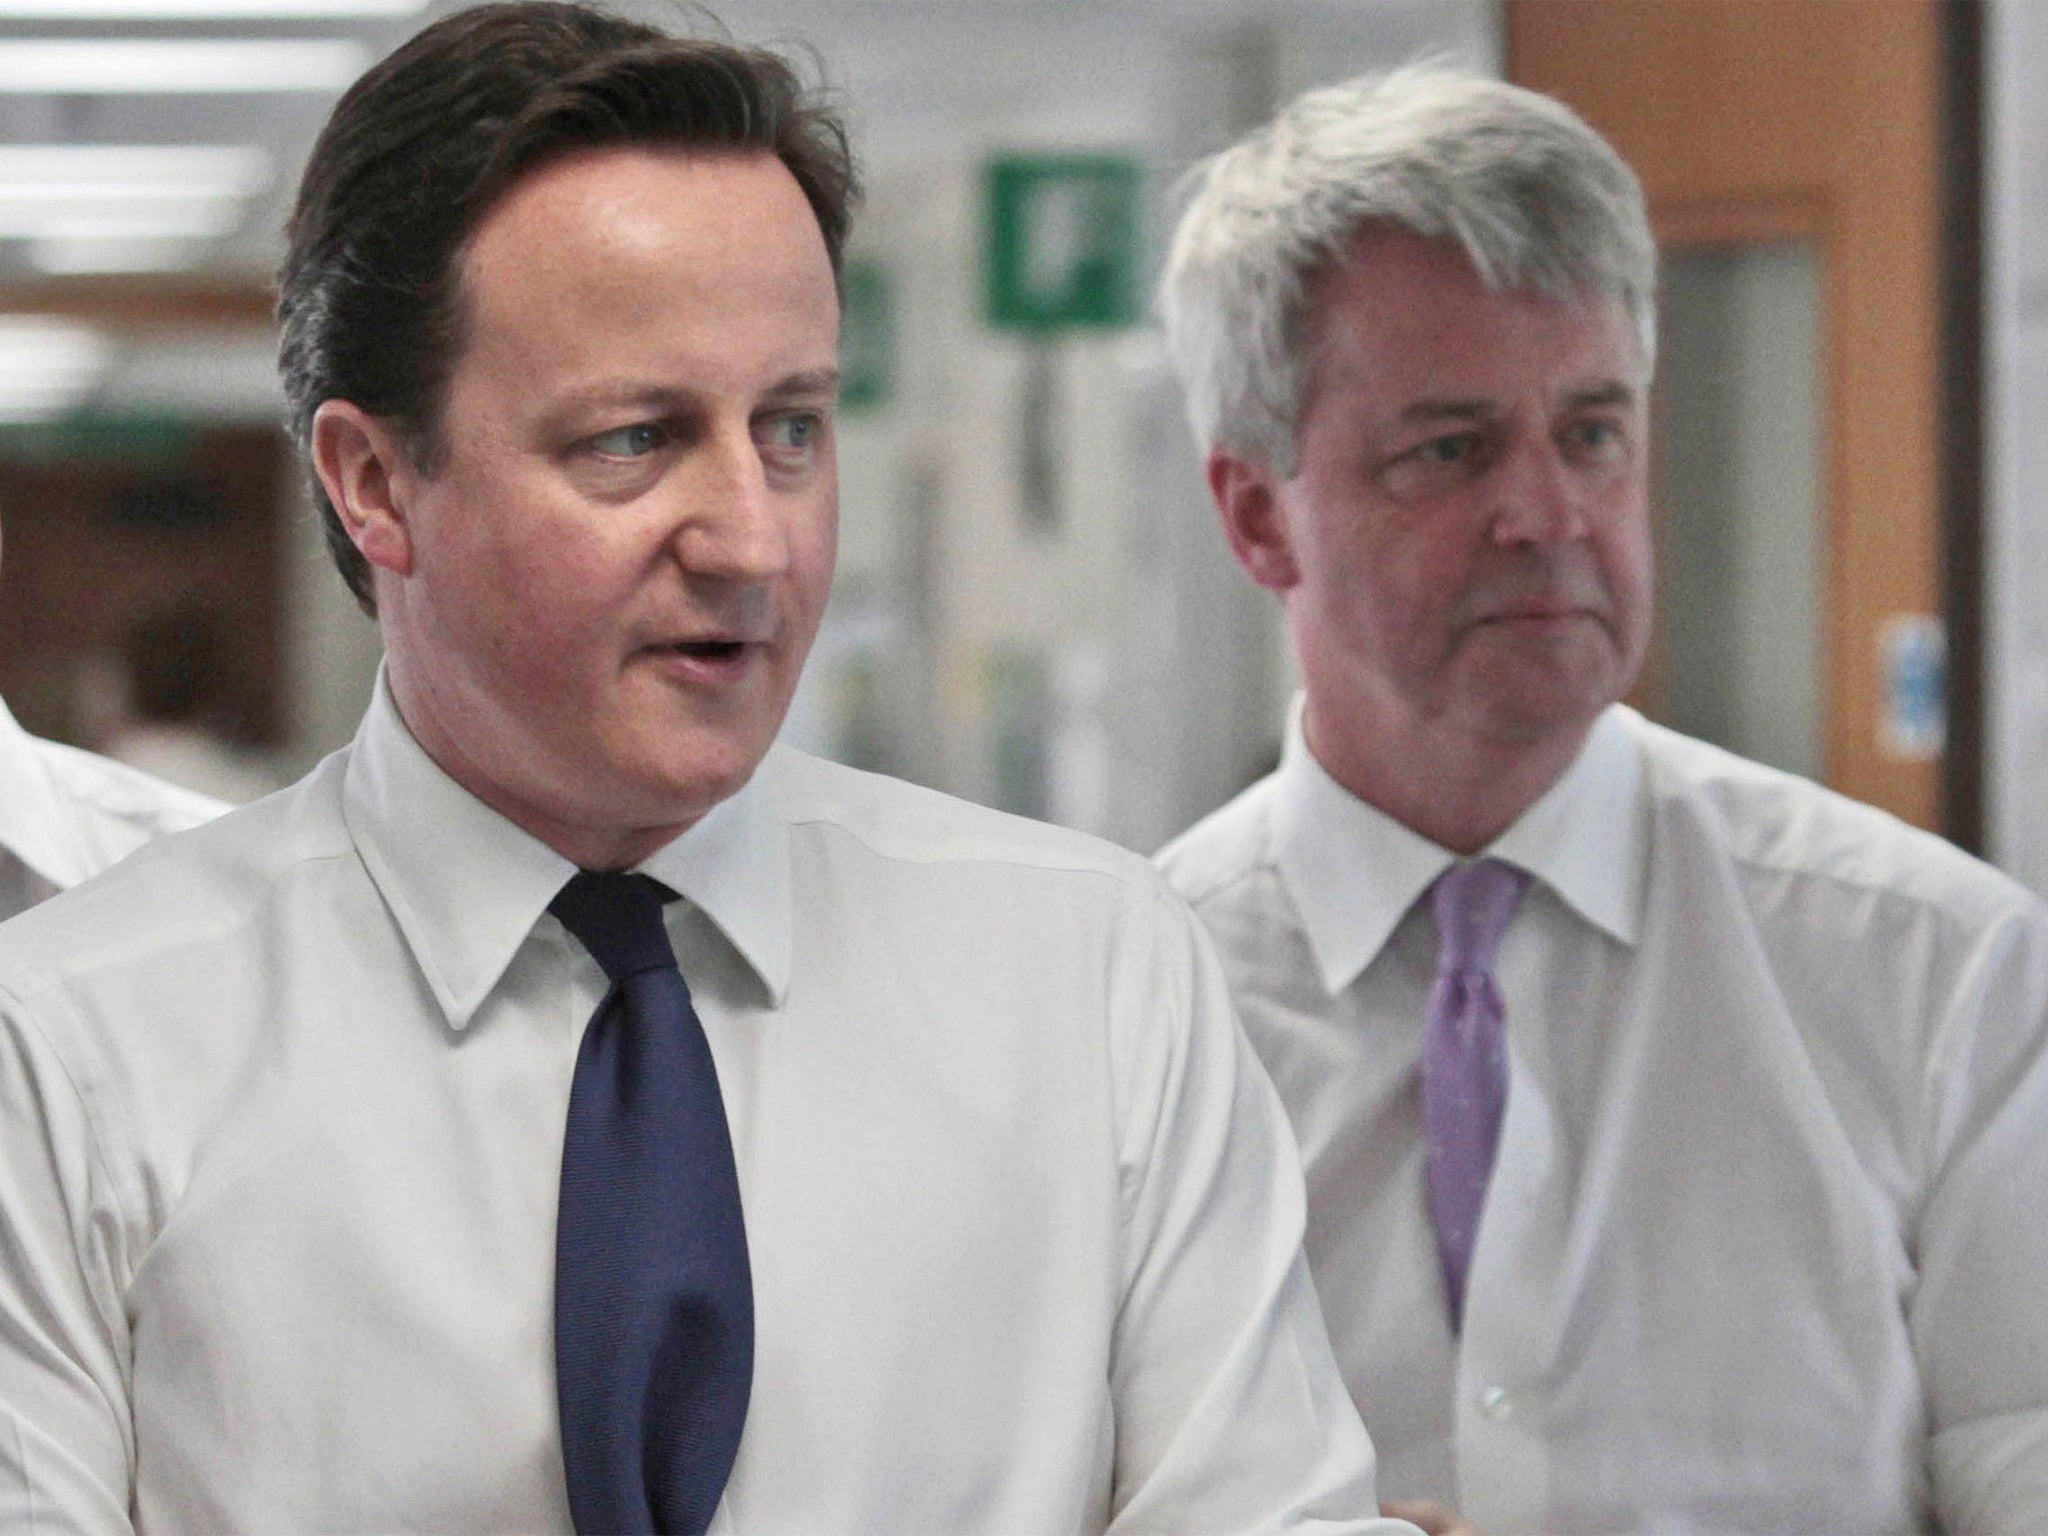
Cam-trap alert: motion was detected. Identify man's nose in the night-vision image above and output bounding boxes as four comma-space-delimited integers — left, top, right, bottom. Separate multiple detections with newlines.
671, 431, 791, 584
1487, 437, 1591, 546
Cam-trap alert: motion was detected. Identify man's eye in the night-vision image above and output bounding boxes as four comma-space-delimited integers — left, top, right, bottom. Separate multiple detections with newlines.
1376, 429, 1492, 499
1564, 418, 1629, 460
586, 423, 667, 459
757, 411, 825, 456
760, 413, 818, 449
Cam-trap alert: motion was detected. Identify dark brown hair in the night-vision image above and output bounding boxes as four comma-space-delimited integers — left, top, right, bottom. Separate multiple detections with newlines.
277, 1, 859, 613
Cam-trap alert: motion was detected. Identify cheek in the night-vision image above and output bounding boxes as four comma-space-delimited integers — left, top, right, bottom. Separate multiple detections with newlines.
1384, 529, 1481, 632
462, 507, 624, 631
1600, 506, 1656, 612
1302, 555, 1422, 671
431, 530, 628, 702
786, 502, 839, 617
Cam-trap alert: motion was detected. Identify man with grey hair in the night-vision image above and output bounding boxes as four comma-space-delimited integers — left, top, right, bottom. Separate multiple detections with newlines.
1157, 66, 2048, 1534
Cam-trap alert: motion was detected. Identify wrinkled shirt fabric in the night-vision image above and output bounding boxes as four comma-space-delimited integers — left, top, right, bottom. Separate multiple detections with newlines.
0, 678, 1396, 1535
1159, 703, 2048, 1535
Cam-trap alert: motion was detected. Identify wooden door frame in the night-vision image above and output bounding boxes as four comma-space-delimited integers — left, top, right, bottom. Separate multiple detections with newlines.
1508, 0, 1957, 834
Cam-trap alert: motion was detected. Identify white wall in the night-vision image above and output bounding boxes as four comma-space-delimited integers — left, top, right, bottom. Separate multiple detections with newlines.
68, 1, 1504, 841
764, 0, 1498, 849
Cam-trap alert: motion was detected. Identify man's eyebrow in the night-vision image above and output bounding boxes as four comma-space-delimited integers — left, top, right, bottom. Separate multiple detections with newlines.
765, 367, 841, 401
550, 380, 690, 416
1563, 380, 1638, 411
1397, 399, 1492, 425
544, 368, 842, 420
1394, 380, 1638, 425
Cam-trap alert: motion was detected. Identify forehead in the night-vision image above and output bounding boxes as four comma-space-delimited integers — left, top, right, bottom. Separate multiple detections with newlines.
451, 146, 837, 373
1302, 229, 1643, 410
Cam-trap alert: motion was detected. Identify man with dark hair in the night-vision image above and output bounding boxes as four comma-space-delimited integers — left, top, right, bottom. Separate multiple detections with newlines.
276, 0, 857, 617
0, 6, 1400, 1532
1157, 66, 2048, 1535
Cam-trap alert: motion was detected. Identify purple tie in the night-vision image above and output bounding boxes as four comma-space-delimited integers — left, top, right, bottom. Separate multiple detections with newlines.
1423, 858, 1529, 1332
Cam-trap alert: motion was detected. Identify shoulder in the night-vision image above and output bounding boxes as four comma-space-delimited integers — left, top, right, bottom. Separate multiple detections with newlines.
1625, 709, 2039, 933
1152, 777, 1309, 1000
1153, 773, 1281, 911
29, 734, 230, 840
0, 753, 353, 1005
765, 745, 1172, 899
760, 749, 1230, 1049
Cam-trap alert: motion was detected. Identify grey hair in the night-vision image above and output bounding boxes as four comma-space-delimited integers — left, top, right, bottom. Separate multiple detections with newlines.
1158, 65, 1657, 476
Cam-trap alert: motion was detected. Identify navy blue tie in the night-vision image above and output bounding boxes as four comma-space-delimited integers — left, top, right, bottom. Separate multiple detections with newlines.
550, 870, 752, 1535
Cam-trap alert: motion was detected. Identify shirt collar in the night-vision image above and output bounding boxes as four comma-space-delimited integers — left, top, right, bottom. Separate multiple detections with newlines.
342, 671, 793, 1030
1272, 699, 1648, 997
635, 746, 792, 1009
1491, 705, 1646, 950
0, 693, 98, 891
1272, 699, 1451, 998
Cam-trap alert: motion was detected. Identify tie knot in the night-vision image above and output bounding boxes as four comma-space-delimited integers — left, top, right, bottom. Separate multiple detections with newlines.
1429, 858, 1529, 978
549, 870, 679, 984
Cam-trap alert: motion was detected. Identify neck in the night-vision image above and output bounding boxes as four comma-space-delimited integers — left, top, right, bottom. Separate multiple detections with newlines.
382, 659, 694, 873
1304, 699, 1596, 856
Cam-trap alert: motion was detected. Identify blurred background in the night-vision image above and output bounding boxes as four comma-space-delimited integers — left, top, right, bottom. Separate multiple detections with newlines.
1, 0, 2045, 890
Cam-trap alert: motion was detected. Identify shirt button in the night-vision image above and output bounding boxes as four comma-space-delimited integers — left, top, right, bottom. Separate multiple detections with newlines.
1478, 1385, 1515, 1421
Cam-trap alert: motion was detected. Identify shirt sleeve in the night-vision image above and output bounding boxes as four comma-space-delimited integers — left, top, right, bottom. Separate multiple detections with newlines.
1915, 898, 2048, 1533
0, 990, 138, 1533
1102, 879, 1410, 1535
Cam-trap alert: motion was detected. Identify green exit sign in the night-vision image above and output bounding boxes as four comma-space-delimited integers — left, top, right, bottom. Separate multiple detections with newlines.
983, 153, 1142, 333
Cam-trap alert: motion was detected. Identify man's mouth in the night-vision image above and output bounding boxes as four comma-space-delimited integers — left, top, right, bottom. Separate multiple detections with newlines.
637, 636, 760, 685
665, 639, 748, 661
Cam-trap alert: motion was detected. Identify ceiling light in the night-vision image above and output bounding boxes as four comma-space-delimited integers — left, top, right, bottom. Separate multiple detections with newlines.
0, 145, 270, 199
0, 316, 110, 422
0, 38, 368, 93
0, 0, 420, 14
25, 235, 214, 274
0, 204, 245, 239
0, 145, 268, 247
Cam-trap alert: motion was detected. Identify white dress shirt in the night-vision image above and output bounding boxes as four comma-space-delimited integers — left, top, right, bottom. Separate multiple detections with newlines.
0, 678, 1399, 1535
1158, 702, 2048, 1535
0, 694, 224, 921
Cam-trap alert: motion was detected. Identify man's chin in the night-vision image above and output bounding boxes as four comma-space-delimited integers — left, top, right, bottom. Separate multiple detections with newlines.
623, 689, 792, 792
537, 724, 782, 847
627, 738, 774, 819
1461, 668, 1620, 748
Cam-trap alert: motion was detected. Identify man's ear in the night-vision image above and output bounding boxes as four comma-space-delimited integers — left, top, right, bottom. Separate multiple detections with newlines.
310, 400, 419, 579
1207, 449, 1300, 591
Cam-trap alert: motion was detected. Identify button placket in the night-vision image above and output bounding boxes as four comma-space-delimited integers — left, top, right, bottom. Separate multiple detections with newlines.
1450, 995, 1563, 1536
